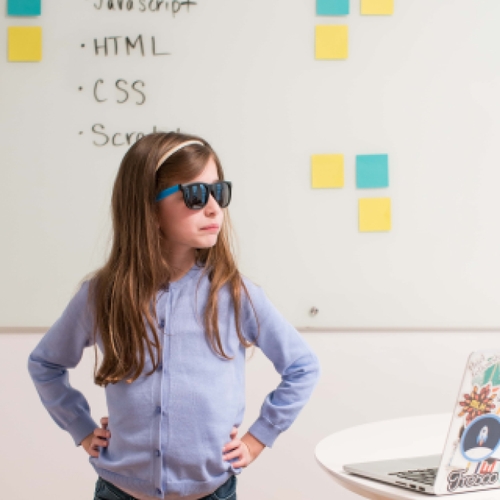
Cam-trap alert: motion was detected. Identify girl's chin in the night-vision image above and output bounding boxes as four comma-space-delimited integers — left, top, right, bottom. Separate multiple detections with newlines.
196, 238, 218, 249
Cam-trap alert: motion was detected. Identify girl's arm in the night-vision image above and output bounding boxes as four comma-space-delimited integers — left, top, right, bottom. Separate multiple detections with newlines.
27, 280, 99, 447
241, 277, 322, 449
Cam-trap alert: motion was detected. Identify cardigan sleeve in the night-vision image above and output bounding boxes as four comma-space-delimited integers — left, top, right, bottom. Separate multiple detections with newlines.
27, 280, 99, 447
240, 276, 321, 448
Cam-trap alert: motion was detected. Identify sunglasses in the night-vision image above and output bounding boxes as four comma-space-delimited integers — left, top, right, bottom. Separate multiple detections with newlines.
155, 181, 232, 210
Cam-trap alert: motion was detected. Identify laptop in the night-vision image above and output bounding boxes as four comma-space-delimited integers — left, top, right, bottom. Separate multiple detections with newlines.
344, 349, 500, 495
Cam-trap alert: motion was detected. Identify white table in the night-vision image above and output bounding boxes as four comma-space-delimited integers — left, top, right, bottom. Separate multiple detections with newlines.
315, 413, 500, 500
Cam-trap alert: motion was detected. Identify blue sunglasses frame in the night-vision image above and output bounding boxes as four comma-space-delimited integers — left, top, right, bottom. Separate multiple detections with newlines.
155, 181, 232, 209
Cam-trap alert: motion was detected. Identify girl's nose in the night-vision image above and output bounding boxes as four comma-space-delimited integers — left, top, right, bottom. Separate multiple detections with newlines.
204, 193, 221, 214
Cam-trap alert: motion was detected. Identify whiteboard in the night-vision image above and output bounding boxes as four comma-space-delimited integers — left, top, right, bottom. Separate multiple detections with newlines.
2, 0, 500, 329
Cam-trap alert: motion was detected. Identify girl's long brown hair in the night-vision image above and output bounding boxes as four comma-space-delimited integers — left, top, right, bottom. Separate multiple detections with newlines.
83, 132, 259, 387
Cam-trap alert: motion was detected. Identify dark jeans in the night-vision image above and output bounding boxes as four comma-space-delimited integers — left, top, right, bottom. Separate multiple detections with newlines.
94, 475, 237, 500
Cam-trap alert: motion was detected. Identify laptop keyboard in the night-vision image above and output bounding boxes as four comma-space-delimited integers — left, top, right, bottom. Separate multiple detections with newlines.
389, 468, 438, 486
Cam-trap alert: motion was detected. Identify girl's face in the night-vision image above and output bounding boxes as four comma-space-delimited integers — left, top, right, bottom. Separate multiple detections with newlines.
156, 157, 224, 261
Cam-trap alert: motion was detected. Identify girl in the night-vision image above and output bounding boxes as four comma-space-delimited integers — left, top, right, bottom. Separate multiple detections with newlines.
28, 131, 321, 500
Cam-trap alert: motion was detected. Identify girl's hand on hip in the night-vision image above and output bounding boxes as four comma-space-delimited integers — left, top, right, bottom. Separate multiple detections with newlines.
222, 426, 265, 468
80, 416, 111, 457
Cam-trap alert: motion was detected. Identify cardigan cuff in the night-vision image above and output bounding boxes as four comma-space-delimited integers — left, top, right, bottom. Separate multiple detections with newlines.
248, 416, 282, 449
66, 411, 99, 447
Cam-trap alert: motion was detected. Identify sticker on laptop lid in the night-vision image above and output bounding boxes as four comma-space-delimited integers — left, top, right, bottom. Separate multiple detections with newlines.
438, 352, 500, 493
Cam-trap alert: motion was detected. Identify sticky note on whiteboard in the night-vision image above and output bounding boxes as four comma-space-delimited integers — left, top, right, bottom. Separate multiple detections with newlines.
317, 0, 349, 16
359, 198, 391, 232
361, 0, 394, 15
311, 154, 344, 188
315, 25, 348, 60
8, 26, 42, 61
8, 0, 41, 16
356, 154, 389, 188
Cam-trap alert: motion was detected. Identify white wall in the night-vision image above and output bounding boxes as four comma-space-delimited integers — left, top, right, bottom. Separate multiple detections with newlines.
3, 331, 499, 500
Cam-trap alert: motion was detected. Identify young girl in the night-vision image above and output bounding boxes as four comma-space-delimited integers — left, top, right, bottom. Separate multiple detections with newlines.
28, 131, 321, 500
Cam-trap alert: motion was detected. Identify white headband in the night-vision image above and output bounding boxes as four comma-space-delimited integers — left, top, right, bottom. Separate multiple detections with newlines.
155, 140, 204, 172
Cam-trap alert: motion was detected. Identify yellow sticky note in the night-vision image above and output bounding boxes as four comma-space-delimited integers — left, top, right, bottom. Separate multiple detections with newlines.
315, 25, 348, 60
311, 154, 344, 188
8, 26, 42, 62
359, 198, 391, 232
361, 0, 394, 15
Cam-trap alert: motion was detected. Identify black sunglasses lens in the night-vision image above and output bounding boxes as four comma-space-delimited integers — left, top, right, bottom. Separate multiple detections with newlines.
184, 182, 231, 209
184, 183, 208, 209
213, 182, 231, 208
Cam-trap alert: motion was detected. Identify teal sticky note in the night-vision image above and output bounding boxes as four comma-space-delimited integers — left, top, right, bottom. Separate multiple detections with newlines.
8, 0, 41, 16
317, 0, 349, 16
356, 154, 389, 188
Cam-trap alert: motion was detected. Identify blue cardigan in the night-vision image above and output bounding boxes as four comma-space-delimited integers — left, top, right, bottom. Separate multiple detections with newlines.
27, 263, 321, 499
